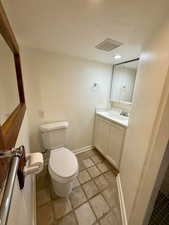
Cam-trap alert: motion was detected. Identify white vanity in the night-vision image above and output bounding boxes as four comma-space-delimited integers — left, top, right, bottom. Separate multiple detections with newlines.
93, 59, 138, 170
94, 59, 139, 170
94, 110, 128, 170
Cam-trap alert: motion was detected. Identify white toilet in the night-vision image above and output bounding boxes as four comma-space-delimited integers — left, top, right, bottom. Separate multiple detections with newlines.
40, 121, 79, 197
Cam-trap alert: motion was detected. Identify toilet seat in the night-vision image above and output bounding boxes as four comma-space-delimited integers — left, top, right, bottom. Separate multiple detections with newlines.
48, 147, 78, 183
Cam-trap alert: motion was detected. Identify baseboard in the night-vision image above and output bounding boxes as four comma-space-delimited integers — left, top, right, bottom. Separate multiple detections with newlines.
73, 145, 94, 155
116, 174, 128, 225
32, 176, 37, 225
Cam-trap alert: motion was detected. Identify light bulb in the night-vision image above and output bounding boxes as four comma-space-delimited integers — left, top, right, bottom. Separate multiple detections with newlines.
114, 55, 122, 60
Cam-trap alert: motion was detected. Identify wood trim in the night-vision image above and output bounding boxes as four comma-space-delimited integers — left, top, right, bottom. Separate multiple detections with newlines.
0, 129, 5, 150
0, 1, 26, 188
14, 54, 25, 103
0, 1, 19, 53
2, 104, 26, 149
0, 0, 26, 149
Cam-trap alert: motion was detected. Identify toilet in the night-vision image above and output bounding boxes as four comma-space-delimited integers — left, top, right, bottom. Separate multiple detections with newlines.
40, 121, 79, 197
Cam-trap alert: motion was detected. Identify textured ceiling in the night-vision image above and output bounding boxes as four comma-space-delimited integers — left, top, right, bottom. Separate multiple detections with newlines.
2, 0, 169, 64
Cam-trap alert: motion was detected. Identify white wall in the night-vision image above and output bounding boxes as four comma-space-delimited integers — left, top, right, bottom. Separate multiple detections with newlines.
120, 18, 169, 224
7, 112, 35, 225
20, 48, 112, 153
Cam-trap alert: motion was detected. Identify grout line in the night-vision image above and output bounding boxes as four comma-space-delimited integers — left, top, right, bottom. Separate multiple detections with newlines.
72, 210, 79, 225
79, 157, 112, 223
80, 178, 98, 223
36, 150, 122, 225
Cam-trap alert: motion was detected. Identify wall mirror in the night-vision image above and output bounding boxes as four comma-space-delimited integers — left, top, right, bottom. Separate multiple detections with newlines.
0, 1, 26, 188
110, 58, 139, 104
0, 34, 20, 125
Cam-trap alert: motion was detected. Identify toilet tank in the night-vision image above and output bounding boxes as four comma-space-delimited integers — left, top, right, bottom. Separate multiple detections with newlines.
40, 121, 69, 150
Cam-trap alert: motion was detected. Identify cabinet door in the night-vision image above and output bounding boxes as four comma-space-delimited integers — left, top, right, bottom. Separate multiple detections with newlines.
107, 123, 125, 169
94, 116, 110, 155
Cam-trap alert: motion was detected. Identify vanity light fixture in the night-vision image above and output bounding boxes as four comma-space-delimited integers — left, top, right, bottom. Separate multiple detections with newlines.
114, 55, 122, 60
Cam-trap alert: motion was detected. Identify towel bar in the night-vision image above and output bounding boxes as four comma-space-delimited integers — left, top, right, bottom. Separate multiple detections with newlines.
0, 146, 24, 225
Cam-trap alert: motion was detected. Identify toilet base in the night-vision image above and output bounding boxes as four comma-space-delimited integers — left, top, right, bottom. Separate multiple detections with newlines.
51, 177, 73, 197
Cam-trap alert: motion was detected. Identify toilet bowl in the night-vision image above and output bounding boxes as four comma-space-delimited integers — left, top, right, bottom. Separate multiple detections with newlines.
40, 121, 79, 197
48, 147, 78, 197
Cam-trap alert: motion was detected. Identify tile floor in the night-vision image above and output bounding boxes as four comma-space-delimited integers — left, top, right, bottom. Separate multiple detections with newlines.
36, 149, 122, 225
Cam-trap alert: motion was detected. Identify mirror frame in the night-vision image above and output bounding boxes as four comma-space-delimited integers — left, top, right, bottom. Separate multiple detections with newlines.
110, 57, 140, 104
0, 1, 26, 151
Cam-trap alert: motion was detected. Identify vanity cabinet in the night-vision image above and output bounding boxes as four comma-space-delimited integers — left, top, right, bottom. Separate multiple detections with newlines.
94, 115, 126, 169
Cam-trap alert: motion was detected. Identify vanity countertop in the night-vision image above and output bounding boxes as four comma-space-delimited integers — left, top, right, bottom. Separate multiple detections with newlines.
96, 110, 129, 128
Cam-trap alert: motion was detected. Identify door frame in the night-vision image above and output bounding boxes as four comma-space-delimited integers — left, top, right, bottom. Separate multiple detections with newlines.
129, 66, 169, 225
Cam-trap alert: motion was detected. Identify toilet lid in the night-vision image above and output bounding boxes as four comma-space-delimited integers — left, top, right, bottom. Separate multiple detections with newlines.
49, 147, 78, 180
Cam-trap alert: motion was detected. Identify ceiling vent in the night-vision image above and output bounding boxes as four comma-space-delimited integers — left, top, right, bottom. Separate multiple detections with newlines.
95, 38, 122, 52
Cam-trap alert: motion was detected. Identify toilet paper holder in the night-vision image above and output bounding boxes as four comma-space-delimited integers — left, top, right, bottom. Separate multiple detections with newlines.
0, 146, 44, 225
24, 152, 44, 176
0, 146, 44, 184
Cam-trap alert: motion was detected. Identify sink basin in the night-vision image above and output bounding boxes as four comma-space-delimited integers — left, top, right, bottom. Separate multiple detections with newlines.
101, 111, 128, 120
96, 110, 129, 127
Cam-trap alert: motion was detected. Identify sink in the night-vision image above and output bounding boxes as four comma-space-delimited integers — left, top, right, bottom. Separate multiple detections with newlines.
96, 110, 129, 127
101, 111, 128, 120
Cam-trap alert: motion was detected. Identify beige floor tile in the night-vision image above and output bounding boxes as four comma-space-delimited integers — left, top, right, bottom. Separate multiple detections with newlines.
72, 177, 80, 189
53, 197, 72, 219
37, 203, 54, 225
111, 207, 122, 225
88, 166, 102, 178
97, 162, 109, 173
90, 194, 109, 219
99, 211, 117, 225
104, 171, 116, 185
102, 187, 117, 208
95, 175, 108, 191
83, 180, 99, 199
77, 151, 94, 160
69, 186, 87, 208
36, 153, 122, 225
78, 170, 91, 184
56, 212, 77, 225
78, 160, 86, 171
91, 155, 103, 164
83, 158, 95, 168
75, 202, 96, 225
37, 188, 51, 206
